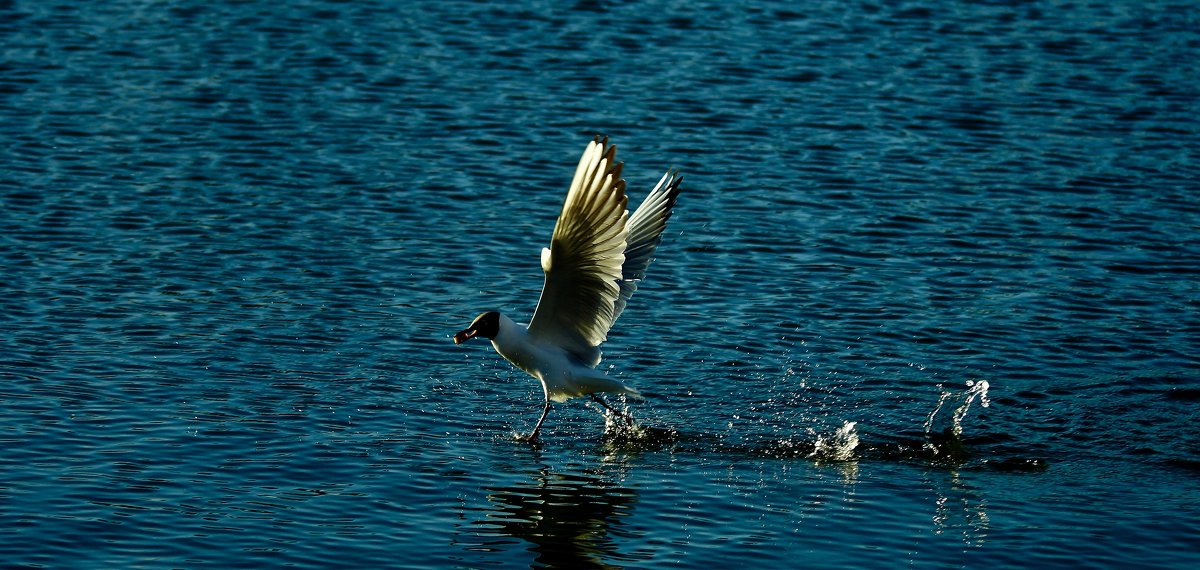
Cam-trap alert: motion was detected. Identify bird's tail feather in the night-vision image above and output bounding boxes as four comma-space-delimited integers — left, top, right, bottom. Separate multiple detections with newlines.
552, 374, 642, 402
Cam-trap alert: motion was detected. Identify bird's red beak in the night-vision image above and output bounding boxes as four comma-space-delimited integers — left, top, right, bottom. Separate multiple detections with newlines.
453, 328, 477, 345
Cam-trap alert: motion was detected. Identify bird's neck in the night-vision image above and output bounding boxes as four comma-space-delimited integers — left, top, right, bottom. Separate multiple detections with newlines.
491, 314, 541, 376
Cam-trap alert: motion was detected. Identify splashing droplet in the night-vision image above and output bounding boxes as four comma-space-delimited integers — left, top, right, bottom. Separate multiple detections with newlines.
924, 379, 990, 459
952, 380, 990, 438
810, 421, 859, 461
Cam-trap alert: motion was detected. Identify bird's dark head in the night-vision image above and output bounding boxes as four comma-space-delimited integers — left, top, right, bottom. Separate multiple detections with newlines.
453, 311, 501, 344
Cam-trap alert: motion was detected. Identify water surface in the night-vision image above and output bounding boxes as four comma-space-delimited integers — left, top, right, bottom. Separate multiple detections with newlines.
2, 0, 1198, 568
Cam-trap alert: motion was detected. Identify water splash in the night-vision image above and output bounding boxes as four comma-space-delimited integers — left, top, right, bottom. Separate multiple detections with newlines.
924, 380, 990, 459
597, 399, 679, 448
957, 380, 990, 434
809, 421, 859, 461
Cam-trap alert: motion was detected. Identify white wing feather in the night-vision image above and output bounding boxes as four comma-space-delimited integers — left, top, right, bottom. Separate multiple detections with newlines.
527, 137, 629, 366
613, 169, 682, 323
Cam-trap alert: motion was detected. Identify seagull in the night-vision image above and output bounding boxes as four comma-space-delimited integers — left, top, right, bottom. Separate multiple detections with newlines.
453, 136, 683, 441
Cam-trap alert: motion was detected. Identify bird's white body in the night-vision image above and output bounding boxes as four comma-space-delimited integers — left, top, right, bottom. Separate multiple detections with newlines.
489, 313, 639, 403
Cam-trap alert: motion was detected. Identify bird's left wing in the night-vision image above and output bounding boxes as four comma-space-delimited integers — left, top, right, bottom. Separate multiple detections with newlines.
527, 137, 629, 367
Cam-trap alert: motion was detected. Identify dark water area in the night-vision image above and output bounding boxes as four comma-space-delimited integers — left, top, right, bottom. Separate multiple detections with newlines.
2, 0, 1198, 568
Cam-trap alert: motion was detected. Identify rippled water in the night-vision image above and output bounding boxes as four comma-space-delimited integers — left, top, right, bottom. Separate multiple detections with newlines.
3, 0, 1198, 568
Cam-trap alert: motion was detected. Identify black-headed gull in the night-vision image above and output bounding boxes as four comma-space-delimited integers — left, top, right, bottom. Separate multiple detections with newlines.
453, 136, 683, 441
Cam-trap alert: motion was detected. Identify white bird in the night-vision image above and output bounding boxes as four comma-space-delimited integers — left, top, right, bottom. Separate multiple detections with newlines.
453, 136, 683, 441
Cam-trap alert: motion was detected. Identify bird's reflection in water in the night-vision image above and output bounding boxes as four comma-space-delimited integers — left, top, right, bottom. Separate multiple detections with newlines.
469, 467, 638, 569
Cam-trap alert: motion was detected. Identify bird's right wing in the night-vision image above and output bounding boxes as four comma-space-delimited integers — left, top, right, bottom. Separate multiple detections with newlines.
612, 169, 683, 324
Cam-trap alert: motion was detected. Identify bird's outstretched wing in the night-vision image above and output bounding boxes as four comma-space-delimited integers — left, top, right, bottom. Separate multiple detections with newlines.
527, 137, 629, 367
613, 169, 683, 323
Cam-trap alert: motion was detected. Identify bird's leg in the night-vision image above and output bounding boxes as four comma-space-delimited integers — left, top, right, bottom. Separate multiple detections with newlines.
525, 400, 551, 442
589, 394, 635, 427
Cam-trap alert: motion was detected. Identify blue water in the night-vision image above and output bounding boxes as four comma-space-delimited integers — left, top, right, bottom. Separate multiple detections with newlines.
2, 0, 1198, 568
